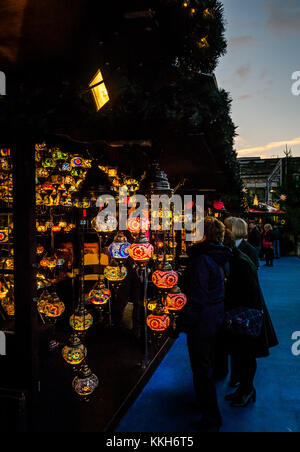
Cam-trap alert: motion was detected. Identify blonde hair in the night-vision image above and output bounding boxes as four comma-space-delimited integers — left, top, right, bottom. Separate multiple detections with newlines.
264, 224, 273, 231
224, 217, 248, 240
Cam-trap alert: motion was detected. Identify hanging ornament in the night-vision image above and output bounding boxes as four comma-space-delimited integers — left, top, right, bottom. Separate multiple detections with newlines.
92, 215, 117, 234
72, 363, 99, 399
152, 260, 178, 290
1, 296, 15, 317
62, 335, 87, 367
128, 233, 154, 266
70, 306, 94, 332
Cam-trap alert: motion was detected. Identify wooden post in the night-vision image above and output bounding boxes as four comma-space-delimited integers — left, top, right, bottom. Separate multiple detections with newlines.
13, 140, 39, 431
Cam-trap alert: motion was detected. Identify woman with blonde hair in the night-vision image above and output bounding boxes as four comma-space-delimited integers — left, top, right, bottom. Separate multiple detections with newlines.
224, 217, 259, 270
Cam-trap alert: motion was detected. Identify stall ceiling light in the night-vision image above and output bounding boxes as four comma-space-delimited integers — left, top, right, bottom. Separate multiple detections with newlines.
89, 69, 109, 111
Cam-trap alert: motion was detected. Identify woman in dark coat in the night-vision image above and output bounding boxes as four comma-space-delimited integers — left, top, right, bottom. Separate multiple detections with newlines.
262, 224, 275, 267
224, 217, 259, 269
223, 231, 278, 407
181, 217, 232, 432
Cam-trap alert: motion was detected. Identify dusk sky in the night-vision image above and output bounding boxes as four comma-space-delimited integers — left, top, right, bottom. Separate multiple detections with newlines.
215, 0, 300, 159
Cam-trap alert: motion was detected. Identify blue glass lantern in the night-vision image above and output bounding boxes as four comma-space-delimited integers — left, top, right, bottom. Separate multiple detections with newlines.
108, 232, 130, 262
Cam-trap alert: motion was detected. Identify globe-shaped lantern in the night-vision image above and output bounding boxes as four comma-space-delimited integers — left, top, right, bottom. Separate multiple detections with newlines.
88, 277, 111, 308
62, 335, 87, 367
108, 232, 130, 262
104, 260, 127, 287
1, 296, 15, 317
129, 233, 154, 266
147, 302, 171, 335
152, 260, 178, 290
164, 286, 187, 313
70, 306, 94, 333
72, 363, 99, 399
37, 291, 65, 320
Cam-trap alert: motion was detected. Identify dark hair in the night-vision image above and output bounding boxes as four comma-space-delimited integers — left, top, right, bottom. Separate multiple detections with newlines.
204, 217, 225, 244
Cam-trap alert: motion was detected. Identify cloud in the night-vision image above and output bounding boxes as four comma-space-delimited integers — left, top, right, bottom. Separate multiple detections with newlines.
235, 64, 251, 80
264, 0, 300, 34
238, 136, 300, 155
238, 94, 252, 101
229, 35, 257, 50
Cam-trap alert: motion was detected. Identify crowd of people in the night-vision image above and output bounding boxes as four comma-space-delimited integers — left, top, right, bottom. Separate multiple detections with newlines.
176, 216, 279, 433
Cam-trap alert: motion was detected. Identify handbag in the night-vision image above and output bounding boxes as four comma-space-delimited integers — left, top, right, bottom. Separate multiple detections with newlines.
223, 307, 264, 339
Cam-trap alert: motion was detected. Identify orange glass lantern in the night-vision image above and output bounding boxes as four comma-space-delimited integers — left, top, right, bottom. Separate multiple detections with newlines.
88, 278, 111, 308
128, 233, 154, 266
70, 307, 94, 332
164, 286, 187, 312
37, 291, 65, 319
147, 302, 171, 334
62, 335, 87, 367
152, 260, 178, 290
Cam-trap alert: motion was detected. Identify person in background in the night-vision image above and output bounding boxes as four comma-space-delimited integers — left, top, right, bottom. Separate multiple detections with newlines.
224, 217, 259, 270
223, 230, 278, 407
248, 221, 262, 262
262, 224, 275, 267
182, 217, 232, 432
273, 226, 281, 259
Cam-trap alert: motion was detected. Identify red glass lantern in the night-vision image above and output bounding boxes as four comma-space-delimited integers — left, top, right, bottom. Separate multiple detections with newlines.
129, 233, 154, 265
164, 286, 187, 312
152, 260, 178, 290
147, 314, 170, 332
213, 201, 225, 211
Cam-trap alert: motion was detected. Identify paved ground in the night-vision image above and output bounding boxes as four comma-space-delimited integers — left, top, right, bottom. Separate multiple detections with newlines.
116, 258, 300, 433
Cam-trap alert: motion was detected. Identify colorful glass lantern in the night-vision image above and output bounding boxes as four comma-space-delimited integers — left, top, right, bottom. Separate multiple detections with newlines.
62, 335, 87, 367
70, 307, 94, 332
0, 229, 9, 243
164, 286, 187, 312
104, 261, 127, 283
147, 302, 171, 333
92, 215, 117, 234
152, 260, 178, 290
73, 363, 99, 398
128, 233, 154, 265
88, 278, 111, 307
108, 232, 130, 261
37, 291, 65, 319
1, 297, 15, 317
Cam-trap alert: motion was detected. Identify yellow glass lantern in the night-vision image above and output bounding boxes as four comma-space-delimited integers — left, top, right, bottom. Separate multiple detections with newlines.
62, 335, 87, 367
70, 307, 94, 332
104, 261, 127, 283
37, 291, 65, 319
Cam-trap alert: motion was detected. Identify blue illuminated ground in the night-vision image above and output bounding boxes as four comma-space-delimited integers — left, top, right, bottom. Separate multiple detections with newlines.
116, 258, 300, 433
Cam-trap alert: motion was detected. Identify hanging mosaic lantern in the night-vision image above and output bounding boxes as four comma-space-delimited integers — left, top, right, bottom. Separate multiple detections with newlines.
92, 215, 117, 234
128, 233, 154, 266
164, 286, 187, 312
147, 303, 170, 334
62, 335, 87, 367
71, 156, 84, 168
88, 278, 111, 308
1, 296, 15, 317
70, 306, 94, 332
104, 261, 127, 284
108, 232, 131, 261
37, 291, 65, 319
152, 260, 178, 290
73, 363, 99, 399
0, 229, 9, 243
